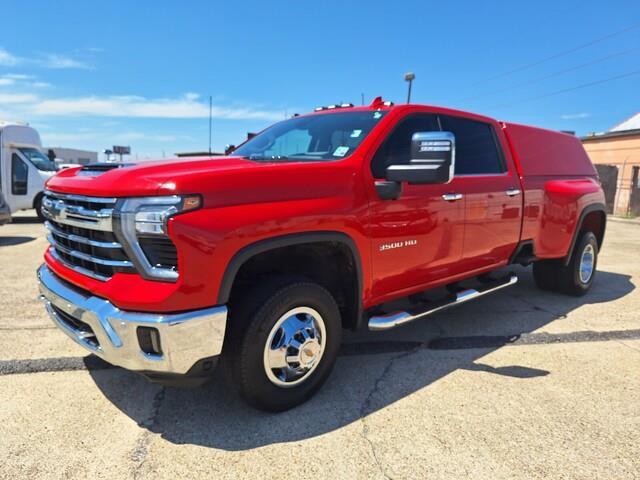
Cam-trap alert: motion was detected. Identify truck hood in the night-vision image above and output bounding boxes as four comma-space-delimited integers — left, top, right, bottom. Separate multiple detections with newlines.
47, 157, 266, 197
45, 156, 358, 209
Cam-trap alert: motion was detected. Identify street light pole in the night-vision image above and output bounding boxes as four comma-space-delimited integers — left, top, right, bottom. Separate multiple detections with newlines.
404, 72, 415, 103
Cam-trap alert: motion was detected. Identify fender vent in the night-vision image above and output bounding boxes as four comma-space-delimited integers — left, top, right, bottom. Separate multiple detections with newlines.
138, 237, 178, 271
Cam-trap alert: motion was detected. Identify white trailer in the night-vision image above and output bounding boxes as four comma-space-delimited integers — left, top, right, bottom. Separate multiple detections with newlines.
0, 122, 57, 219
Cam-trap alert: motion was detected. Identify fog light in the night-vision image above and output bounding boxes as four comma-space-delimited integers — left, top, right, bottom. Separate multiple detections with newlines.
137, 327, 162, 355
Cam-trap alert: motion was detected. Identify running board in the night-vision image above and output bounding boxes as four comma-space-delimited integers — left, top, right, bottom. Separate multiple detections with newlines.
368, 274, 518, 331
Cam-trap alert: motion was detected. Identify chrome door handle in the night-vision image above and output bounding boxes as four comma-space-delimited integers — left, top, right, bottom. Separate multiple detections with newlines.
505, 188, 521, 197
442, 193, 463, 201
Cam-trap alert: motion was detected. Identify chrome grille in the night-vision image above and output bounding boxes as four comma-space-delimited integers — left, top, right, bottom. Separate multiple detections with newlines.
42, 190, 134, 280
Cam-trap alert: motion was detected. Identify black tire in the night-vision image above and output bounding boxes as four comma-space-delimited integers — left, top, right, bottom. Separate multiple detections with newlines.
533, 231, 598, 296
532, 259, 561, 292
34, 195, 46, 222
560, 231, 598, 296
223, 277, 342, 412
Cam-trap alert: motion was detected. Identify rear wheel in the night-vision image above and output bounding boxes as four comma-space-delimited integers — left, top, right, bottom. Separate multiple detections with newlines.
533, 231, 598, 296
532, 259, 560, 292
223, 278, 341, 412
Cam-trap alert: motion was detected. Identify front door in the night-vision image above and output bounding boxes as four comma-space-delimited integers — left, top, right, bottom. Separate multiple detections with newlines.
368, 113, 466, 301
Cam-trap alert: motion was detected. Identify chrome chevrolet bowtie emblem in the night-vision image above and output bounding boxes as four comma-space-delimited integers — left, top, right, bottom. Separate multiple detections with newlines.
43, 197, 67, 220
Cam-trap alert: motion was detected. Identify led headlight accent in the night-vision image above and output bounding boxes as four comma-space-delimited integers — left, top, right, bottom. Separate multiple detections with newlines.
135, 204, 179, 235
114, 195, 201, 282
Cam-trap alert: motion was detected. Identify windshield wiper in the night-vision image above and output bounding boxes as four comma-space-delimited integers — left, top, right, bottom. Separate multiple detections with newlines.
245, 154, 289, 161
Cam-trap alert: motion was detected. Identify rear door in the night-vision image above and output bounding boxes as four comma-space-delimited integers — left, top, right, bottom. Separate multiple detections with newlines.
438, 114, 522, 271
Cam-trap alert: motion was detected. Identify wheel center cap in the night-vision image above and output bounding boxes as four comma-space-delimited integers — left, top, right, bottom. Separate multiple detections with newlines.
299, 340, 320, 367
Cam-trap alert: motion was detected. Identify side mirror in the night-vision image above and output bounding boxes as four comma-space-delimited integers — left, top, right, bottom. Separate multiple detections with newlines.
224, 144, 236, 155
386, 131, 455, 184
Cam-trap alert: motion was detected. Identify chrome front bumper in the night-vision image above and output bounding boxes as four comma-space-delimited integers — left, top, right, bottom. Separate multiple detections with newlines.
37, 265, 228, 375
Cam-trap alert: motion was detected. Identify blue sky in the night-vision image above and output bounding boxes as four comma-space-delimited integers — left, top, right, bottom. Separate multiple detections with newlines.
1, 0, 639, 159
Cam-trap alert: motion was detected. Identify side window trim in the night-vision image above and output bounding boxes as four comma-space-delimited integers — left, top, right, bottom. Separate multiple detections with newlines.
454, 172, 509, 178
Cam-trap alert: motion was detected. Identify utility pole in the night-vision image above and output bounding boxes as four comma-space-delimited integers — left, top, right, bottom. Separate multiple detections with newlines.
361, 93, 365, 106
208, 95, 213, 155
404, 72, 415, 103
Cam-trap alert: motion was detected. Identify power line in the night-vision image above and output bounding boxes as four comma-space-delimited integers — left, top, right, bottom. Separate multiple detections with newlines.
491, 68, 640, 109
452, 0, 591, 72
473, 21, 640, 85
461, 47, 640, 103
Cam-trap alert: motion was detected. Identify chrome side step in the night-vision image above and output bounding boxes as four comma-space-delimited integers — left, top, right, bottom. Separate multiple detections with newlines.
368, 274, 518, 331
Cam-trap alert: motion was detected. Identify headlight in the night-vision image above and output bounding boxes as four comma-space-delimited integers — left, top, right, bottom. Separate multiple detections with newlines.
114, 195, 201, 282
132, 196, 201, 235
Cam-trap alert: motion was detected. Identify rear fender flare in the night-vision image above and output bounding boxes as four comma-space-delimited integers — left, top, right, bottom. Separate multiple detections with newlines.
563, 202, 606, 266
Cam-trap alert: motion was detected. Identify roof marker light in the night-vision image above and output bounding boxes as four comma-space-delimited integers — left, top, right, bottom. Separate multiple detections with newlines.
314, 103, 355, 113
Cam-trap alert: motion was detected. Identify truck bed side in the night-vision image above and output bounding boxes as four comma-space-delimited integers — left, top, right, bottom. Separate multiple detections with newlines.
502, 122, 606, 260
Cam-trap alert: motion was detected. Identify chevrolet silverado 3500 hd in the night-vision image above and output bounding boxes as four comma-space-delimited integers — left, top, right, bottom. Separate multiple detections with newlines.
38, 97, 606, 411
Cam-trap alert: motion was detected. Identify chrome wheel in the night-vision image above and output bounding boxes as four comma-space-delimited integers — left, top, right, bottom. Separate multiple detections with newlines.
263, 306, 327, 388
579, 243, 595, 284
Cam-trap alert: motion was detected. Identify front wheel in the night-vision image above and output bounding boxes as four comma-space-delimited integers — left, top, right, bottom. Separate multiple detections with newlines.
224, 278, 342, 412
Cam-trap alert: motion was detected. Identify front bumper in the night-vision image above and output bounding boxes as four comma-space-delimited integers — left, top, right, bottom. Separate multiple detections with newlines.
37, 264, 228, 375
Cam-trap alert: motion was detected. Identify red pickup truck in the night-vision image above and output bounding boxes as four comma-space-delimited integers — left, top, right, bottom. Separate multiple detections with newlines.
38, 97, 605, 411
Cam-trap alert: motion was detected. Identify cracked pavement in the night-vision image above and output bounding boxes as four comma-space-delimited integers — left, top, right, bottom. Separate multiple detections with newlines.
0, 211, 639, 479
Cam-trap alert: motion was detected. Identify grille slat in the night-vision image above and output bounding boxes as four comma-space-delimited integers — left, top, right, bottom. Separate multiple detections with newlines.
43, 191, 135, 281
47, 235, 132, 267
42, 191, 114, 232
46, 221, 122, 249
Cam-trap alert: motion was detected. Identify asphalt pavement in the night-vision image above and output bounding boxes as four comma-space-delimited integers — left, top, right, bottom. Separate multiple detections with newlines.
1, 211, 638, 479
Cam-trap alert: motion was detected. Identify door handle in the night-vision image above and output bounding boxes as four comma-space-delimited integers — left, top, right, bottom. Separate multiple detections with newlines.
442, 193, 463, 202
505, 188, 521, 197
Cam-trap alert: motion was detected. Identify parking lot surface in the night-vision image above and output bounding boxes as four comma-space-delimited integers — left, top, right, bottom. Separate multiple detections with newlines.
1, 211, 638, 479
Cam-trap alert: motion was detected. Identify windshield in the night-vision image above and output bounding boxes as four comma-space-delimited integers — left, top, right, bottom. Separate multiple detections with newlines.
19, 147, 58, 172
231, 110, 387, 161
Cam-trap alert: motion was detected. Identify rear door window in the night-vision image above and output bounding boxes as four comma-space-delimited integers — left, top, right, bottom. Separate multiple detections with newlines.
439, 115, 504, 175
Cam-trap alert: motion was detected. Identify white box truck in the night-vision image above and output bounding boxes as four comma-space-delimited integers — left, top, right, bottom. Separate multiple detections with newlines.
0, 122, 58, 220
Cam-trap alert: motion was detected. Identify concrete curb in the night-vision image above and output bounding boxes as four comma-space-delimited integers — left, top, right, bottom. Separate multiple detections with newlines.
607, 215, 640, 225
